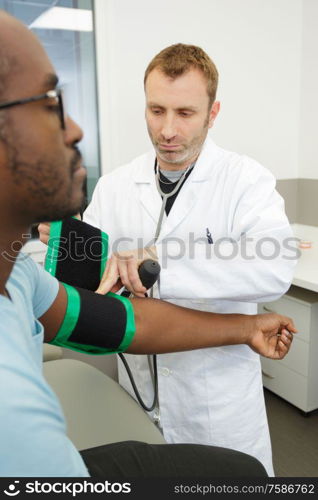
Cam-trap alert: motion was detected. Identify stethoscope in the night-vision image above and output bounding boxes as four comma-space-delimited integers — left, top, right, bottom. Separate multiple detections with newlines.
153, 158, 194, 240
119, 158, 195, 423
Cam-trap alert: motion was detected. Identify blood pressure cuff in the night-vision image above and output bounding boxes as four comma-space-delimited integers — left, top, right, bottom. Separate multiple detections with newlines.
44, 217, 108, 291
49, 283, 136, 354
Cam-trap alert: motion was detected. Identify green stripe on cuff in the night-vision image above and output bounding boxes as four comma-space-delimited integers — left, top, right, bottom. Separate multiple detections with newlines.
53, 341, 121, 355
107, 292, 136, 352
50, 283, 81, 347
44, 220, 63, 276
50, 286, 136, 355
99, 230, 109, 280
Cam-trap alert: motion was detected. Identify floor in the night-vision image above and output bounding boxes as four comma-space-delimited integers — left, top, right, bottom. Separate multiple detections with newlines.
265, 389, 318, 477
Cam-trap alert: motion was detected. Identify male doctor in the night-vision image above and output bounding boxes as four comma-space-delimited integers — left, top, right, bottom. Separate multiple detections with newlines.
40, 44, 296, 475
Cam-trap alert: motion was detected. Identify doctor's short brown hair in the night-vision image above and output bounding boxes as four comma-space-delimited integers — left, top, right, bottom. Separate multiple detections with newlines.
144, 43, 219, 107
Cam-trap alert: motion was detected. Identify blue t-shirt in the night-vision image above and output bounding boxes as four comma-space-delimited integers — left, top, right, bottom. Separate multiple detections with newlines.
0, 254, 89, 477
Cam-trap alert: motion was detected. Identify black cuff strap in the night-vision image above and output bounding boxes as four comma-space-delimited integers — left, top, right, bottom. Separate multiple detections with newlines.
49, 283, 136, 355
44, 217, 108, 290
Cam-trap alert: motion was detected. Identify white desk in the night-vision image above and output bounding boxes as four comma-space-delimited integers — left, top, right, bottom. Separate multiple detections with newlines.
292, 224, 318, 292
261, 224, 318, 413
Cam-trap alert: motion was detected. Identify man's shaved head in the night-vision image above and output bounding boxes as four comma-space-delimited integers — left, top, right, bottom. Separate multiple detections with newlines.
0, 13, 14, 133
0, 11, 32, 136
0, 12, 14, 86
0, 11, 31, 96
0, 10, 52, 97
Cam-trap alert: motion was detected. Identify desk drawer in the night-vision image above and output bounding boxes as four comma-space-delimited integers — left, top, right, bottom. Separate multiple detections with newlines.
259, 297, 310, 343
262, 360, 309, 412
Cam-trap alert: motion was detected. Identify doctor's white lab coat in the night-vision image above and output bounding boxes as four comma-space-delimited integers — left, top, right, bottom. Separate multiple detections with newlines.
84, 137, 296, 475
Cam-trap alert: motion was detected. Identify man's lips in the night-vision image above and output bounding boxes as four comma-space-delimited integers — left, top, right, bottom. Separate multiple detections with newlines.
159, 144, 181, 150
72, 160, 83, 173
71, 148, 84, 173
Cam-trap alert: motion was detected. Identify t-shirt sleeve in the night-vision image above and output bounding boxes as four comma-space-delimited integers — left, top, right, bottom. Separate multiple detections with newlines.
23, 255, 59, 318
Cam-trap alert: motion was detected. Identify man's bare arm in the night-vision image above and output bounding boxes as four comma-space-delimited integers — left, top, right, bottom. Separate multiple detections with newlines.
40, 283, 295, 359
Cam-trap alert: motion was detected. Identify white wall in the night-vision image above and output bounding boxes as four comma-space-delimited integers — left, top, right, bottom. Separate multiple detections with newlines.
298, 0, 318, 179
95, 0, 303, 180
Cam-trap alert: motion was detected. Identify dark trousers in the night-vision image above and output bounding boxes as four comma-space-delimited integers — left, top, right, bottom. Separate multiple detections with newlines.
81, 441, 267, 478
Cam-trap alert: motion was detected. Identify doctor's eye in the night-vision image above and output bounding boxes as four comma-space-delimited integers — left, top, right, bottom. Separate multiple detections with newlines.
179, 110, 194, 117
150, 108, 164, 115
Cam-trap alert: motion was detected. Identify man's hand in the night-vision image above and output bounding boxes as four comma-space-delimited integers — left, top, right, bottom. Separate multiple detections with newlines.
38, 222, 51, 245
96, 246, 158, 297
245, 313, 297, 359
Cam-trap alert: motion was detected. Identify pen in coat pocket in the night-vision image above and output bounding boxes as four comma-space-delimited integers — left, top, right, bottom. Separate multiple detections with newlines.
206, 228, 213, 244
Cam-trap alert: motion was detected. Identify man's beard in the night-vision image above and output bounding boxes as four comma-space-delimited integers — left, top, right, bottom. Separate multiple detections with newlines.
34, 178, 85, 223
4, 138, 85, 223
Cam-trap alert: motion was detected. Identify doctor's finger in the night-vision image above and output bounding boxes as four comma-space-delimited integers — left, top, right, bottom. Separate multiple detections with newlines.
96, 257, 119, 294
38, 222, 51, 244
38, 222, 50, 234
117, 257, 132, 293
96, 257, 111, 290
127, 258, 147, 297
118, 257, 145, 298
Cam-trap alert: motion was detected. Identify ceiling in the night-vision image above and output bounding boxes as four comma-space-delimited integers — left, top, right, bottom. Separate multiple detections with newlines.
0, 0, 93, 82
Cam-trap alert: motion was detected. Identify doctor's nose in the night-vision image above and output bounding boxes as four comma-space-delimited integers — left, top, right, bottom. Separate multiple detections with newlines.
160, 116, 177, 141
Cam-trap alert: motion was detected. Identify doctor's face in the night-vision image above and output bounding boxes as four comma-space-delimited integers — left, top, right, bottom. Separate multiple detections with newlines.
145, 67, 220, 170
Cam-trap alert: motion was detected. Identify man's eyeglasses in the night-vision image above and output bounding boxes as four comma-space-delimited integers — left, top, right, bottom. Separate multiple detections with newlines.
0, 88, 65, 129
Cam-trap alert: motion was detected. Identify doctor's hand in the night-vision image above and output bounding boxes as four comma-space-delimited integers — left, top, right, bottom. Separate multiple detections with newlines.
38, 222, 51, 245
96, 246, 158, 297
245, 313, 297, 360
38, 214, 81, 245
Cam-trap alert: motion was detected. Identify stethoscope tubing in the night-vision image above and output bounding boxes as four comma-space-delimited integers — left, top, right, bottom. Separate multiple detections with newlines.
119, 160, 194, 415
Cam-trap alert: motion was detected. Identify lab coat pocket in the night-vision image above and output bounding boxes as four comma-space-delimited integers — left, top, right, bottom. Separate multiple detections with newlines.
202, 345, 265, 447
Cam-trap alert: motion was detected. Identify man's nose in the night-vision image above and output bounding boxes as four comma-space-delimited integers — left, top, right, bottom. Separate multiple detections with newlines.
64, 115, 83, 145
160, 114, 177, 141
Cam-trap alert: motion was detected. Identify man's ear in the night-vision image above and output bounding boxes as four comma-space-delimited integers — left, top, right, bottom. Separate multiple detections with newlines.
208, 101, 220, 128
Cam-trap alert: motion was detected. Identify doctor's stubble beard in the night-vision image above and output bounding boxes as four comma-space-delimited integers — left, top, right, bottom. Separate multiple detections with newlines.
147, 114, 211, 169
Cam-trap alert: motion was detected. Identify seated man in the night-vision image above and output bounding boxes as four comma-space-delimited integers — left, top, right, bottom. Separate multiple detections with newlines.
0, 11, 295, 477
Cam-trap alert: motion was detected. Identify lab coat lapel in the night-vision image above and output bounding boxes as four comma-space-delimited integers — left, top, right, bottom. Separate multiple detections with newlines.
133, 152, 162, 224
157, 184, 198, 241
157, 137, 219, 242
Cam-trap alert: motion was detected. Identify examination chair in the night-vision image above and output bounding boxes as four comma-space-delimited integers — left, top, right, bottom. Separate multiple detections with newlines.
43, 346, 165, 451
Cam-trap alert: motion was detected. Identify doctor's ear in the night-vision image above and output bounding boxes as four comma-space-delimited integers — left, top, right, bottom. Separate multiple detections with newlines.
208, 101, 220, 128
